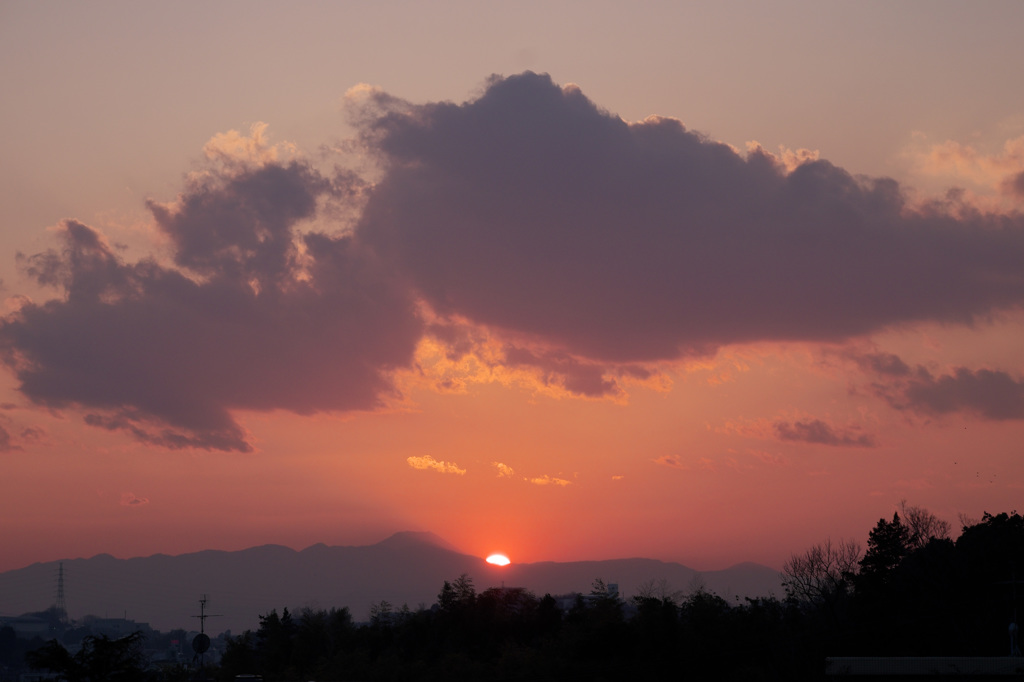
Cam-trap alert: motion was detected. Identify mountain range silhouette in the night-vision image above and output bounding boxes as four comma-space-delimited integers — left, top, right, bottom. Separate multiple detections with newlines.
0, 532, 782, 634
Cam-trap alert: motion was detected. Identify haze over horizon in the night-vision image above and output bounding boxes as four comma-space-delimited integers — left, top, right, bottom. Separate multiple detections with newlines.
1, 2, 1023, 578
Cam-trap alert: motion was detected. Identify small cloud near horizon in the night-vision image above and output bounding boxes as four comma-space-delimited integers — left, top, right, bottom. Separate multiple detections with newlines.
526, 474, 571, 486
492, 462, 514, 478
407, 455, 466, 475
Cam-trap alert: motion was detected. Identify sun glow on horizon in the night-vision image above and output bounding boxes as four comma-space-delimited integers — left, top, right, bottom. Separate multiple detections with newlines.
485, 553, 511, 566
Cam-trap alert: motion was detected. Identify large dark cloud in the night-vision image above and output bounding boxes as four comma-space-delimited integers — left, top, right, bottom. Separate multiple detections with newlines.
0, 162, 422, 451
4, 72, 1024, 449
356, 72, 1024, 362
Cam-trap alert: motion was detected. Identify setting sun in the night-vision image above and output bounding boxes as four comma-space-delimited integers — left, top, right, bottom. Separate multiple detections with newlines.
485, 554, 511, 566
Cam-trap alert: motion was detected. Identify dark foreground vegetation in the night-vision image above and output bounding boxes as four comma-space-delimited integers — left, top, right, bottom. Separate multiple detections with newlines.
10, 508, 1023, 681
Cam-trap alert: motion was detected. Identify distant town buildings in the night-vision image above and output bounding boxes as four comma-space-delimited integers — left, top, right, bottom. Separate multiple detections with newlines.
0, 615, 51, 639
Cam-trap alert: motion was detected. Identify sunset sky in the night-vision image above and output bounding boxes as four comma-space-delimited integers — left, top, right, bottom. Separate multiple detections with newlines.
2, 1, 1023, 579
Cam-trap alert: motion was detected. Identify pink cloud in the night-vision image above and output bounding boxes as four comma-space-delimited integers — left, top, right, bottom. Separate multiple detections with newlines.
913, 135, 1024, 194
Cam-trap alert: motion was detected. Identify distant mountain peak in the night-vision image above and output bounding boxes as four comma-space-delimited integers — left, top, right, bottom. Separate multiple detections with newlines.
300, 542, 329, 552
375, 531, 461, 552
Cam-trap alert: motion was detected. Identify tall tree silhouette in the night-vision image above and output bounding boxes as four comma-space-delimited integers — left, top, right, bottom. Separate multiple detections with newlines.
858, 513, 910, 586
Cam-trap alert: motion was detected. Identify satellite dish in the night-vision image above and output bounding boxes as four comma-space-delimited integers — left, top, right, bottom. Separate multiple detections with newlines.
192, 633, 211, 654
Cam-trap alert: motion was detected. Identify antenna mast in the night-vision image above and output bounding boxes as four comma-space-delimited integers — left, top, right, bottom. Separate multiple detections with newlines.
55, 562, 68, 625
191, 595, 222, 678
193, 594, 222, 634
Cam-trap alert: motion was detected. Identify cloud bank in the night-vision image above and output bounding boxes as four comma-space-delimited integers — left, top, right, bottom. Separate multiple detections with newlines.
3, 72, 1024, 450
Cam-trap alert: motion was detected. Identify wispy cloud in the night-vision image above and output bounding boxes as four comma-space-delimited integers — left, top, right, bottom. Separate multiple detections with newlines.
653, 455, 687, 469
748, 449, 788, 466
120, 493, 150, 507
501, 344, 620, 398
0, 425, 14, 453
407, 455, 466, 475
202, 121, 291, 169
0, 414, 43, 453
910, 134, 1024, 197
492, 462, 515, 478
526, 474, 571, 486
414, 321, 654, 401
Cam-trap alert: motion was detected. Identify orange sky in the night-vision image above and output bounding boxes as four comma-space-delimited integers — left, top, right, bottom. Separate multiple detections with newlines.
1, 2, 1023, 583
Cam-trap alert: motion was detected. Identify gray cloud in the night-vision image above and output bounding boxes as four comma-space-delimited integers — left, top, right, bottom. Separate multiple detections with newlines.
1002, 171, 1024, 198
501, 344, 618, 397
897, 367, 1024, 420
854, 352, 1024, 421
773, 419, 877, 448
357, 72, 1024, 363
0, 424, 13, 453
0, 162, 422, 451
851, 351, 912, 378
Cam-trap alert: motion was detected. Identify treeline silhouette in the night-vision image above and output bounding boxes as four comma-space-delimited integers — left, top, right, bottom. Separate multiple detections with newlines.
18, 508, 1024, 681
